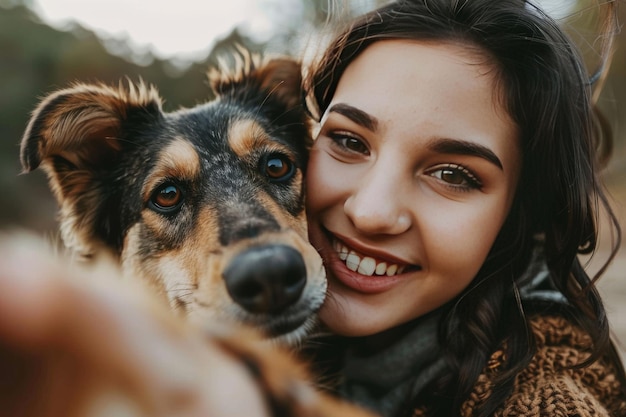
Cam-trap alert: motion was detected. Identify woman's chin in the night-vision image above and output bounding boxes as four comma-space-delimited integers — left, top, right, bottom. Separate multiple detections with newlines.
318, 285, 394, 337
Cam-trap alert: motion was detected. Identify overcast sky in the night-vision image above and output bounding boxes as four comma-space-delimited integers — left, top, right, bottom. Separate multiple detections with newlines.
32, 0, 286, 62
32, 0, 574, 64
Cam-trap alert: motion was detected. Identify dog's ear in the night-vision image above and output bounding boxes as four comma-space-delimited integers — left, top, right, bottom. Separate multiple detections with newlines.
252, 57, 303, 110
20, 81, 164, 256
21, 81, 162, 173
209, 49, 303, 111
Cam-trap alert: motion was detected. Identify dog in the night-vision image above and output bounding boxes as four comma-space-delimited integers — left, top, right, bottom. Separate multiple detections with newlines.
9, 51, 379, 417
19, 51, 326, 346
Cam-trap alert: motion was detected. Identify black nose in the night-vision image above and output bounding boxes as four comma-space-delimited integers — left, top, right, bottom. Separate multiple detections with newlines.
223, 244, 306, 314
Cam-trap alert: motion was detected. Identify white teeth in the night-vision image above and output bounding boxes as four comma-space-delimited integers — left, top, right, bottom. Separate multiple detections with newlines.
346, 252, 360, 271
334, 240, 408, 277
358, 257, 376, 275
375, 262, 387, 275
334, 239, 349, 260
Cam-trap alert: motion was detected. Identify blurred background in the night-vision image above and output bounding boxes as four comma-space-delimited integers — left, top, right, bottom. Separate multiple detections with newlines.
0, 0, 624, 354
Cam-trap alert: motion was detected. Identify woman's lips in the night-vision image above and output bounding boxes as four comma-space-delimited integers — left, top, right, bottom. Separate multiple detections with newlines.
324, 233, 421, 294
333, 238, 408, 277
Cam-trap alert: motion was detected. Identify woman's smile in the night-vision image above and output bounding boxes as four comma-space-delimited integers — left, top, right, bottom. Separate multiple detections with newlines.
334, 238, 410, 277
322, 229, 422, 294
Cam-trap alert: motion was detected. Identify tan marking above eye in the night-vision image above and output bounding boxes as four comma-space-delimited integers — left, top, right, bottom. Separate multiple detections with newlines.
228, 119, 286, 158
142, 137, 200, 201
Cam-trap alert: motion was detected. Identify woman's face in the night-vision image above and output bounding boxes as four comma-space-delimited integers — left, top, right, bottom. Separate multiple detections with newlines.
306, 40, 521, 337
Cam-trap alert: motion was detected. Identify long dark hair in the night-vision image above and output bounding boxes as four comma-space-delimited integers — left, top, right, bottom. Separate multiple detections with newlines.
303, 0, 623, 415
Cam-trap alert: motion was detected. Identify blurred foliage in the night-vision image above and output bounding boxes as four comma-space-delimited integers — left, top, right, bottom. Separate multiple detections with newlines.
0, 0, 624, 234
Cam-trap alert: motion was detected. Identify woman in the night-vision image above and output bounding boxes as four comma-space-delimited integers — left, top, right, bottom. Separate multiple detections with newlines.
301, 0, 626, 416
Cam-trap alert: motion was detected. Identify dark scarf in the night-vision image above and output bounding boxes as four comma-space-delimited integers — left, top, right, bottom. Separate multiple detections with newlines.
337, 310, 447, 417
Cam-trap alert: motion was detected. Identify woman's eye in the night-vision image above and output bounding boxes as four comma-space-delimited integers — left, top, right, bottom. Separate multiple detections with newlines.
149, 183, 184, 213
428, 164, 482, 190
437, 168, 465, 185
263, 154, 295, 182
329, 132, 370, 155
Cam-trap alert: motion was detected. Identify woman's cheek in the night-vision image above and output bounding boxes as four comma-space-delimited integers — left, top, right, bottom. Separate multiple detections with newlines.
306, 147, 341, 213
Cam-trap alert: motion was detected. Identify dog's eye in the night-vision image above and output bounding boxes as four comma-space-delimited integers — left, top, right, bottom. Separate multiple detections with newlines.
150, 183, 184, 213
263, 154, 294, 182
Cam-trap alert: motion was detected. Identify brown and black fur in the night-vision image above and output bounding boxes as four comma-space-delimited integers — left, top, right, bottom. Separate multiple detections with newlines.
20, 51, 326, 345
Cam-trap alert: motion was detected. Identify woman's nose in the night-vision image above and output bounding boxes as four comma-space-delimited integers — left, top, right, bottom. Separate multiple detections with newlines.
343, 168, 412, 235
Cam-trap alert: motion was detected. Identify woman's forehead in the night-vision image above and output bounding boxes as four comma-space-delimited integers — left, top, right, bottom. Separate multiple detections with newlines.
324, 39, 521, 175
332, 41, 513, 132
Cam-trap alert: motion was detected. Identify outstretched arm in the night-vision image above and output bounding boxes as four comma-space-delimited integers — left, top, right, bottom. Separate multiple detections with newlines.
0, 233, 375, 417
0, 233, 273, 417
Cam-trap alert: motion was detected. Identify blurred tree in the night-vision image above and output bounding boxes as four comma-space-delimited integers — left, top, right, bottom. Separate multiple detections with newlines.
557, 0, 626, 176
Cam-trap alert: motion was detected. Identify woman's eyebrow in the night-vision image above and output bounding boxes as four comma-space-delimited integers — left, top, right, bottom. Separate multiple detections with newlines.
327, 103, 379, 132
428, 137, 503, 170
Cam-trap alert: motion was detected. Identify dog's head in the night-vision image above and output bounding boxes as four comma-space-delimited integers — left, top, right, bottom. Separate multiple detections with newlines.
20, 52, 325, 345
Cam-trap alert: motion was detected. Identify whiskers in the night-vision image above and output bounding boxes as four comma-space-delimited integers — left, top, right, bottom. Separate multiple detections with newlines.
166, 282, 197, 313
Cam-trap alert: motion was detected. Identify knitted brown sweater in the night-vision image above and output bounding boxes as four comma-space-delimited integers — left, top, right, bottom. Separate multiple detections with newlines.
456, 315, 626, 416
